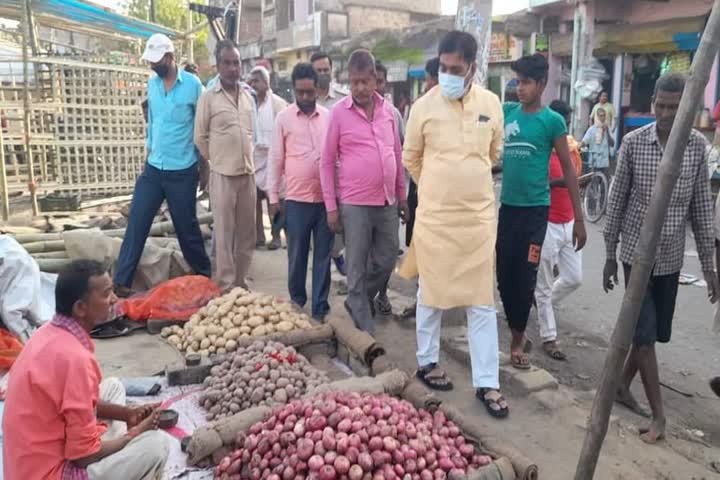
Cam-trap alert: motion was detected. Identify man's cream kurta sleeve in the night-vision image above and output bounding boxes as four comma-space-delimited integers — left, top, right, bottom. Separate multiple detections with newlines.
490, 97, 504, 167
403, 102, 426, 184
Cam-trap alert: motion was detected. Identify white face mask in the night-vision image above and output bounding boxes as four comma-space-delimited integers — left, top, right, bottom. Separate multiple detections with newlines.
439, 68, 473, 100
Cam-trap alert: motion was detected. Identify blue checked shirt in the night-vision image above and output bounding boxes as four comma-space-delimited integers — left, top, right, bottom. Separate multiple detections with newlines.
146, 69, 203, 170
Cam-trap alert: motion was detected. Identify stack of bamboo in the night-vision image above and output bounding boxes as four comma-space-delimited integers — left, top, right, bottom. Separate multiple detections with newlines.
10, 213, 213, 272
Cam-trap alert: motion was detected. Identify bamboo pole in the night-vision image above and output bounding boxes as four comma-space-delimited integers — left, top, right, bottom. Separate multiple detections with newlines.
573, 3, 720, 478
21, 0, 38, 216
12, 213, 214, 244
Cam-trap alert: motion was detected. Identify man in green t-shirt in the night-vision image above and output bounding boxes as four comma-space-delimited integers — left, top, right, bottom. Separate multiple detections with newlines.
498, 54, 587, 370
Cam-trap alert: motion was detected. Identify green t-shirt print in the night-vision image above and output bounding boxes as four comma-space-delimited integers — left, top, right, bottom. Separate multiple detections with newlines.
501, 102, 568, 206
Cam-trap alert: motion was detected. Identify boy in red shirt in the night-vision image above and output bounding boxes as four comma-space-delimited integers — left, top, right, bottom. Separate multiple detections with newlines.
534, 100, 588, 360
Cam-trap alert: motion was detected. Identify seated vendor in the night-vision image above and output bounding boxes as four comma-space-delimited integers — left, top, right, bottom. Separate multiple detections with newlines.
3, 259, 169, 480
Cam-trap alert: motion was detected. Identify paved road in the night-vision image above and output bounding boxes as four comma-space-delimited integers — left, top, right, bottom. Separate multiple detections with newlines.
512, 217, 720, 444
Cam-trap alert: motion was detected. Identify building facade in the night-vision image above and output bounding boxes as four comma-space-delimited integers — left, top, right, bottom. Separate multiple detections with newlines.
243, 0, 443, 80
516, 0, 715, 138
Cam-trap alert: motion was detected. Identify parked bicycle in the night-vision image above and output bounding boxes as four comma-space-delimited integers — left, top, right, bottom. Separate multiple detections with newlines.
582, 168, 612, 223
578, 140, 616, 223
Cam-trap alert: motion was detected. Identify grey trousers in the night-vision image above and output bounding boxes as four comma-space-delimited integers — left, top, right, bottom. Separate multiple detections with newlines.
341, 203, 399, 334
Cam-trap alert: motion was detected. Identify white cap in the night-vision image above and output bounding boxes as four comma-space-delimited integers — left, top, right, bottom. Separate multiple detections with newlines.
141, 34, 174, 63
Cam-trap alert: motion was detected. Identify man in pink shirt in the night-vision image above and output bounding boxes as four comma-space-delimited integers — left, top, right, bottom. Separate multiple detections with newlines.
320, 49, 408, 334
3, 260, 169, 480
269, 63, 333, 320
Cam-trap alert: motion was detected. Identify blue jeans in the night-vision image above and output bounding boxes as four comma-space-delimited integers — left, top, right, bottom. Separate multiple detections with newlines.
114, 163, 211, 288
285, 200, 333, 319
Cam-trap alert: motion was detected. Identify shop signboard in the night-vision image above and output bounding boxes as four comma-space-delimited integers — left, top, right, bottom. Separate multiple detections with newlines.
534, 33, 550, 58
489, 33, 522, 63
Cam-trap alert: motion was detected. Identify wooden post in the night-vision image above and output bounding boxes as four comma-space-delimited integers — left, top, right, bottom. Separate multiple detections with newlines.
573, 2, 720, 478
21, 0, 39, 216
455, 0, 493, 86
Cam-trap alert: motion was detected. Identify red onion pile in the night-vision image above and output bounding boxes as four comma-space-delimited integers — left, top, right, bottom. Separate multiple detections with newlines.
215, 391, 492, 480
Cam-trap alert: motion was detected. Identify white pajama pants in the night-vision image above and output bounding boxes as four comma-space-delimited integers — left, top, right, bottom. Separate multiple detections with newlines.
534, 220, 582, 342
86, 378, 170, 480
415, 285, 499, 389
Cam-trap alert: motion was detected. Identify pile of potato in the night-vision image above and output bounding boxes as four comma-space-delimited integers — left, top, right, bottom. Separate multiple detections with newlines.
199, 340, 329, 420
160, 287, 314, 357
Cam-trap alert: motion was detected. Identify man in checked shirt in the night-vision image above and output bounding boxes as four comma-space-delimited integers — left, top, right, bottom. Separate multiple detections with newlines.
604, 73, 720, 444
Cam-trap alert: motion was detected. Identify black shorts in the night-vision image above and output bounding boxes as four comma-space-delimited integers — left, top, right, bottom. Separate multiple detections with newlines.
623, 264, 680, 346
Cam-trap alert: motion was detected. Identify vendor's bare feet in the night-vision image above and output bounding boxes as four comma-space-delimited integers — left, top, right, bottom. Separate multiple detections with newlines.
615, 386, 651, 418
639, 418, 666, 444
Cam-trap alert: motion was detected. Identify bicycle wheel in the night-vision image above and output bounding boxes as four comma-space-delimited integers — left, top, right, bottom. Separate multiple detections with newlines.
583, 173, 608, 223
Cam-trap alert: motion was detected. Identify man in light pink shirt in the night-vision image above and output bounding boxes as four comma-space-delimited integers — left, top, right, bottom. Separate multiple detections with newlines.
320, 49, 408, 334
269, 63, 333, 321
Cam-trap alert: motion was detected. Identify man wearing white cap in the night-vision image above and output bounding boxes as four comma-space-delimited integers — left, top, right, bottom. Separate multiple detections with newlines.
114, 33, 210, 296
249, 65, 288, 251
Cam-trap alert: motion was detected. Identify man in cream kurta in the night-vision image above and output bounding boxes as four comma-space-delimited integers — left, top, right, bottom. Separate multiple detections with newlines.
401, 31, 507, 418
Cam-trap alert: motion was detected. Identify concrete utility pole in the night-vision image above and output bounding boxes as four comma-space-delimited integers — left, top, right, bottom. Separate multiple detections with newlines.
573, 1, 720, 478
569, 1, 587, 136
456, 0, 493, 86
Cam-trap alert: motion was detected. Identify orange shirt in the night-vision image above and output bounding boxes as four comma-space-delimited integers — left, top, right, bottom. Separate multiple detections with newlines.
3, 323, 105, 480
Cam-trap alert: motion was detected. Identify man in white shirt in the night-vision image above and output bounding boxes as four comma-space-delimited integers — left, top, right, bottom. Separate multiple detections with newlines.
249, 66, 288, 251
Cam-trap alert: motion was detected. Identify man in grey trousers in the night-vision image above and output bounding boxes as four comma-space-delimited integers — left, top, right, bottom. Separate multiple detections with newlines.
319, 49, 407, 334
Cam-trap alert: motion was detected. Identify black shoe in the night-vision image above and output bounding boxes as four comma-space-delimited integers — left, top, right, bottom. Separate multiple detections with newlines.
333, 255, 347, 276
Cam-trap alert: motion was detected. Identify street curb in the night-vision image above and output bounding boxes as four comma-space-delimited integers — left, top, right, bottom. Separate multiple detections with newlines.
440, 328, 559, 395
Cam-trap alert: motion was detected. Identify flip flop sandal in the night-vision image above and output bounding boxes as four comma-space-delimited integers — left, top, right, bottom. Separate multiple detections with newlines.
511, 352, 531, 370
91, 322, 130, 339
710, 377, 720, 398
476, 388, 509, 419
416, 363, 454, 391
543, 341, 567, 361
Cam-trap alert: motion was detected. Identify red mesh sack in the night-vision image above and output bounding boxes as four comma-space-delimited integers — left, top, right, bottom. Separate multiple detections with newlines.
0, 328, 23, 369
117, 275, 221, 322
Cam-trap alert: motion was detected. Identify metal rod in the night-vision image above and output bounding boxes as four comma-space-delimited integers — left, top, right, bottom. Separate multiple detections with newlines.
235, 0, 242, 45
0, 115, 9, 221
187, 9, 195, 63
21, 0, 39, 216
